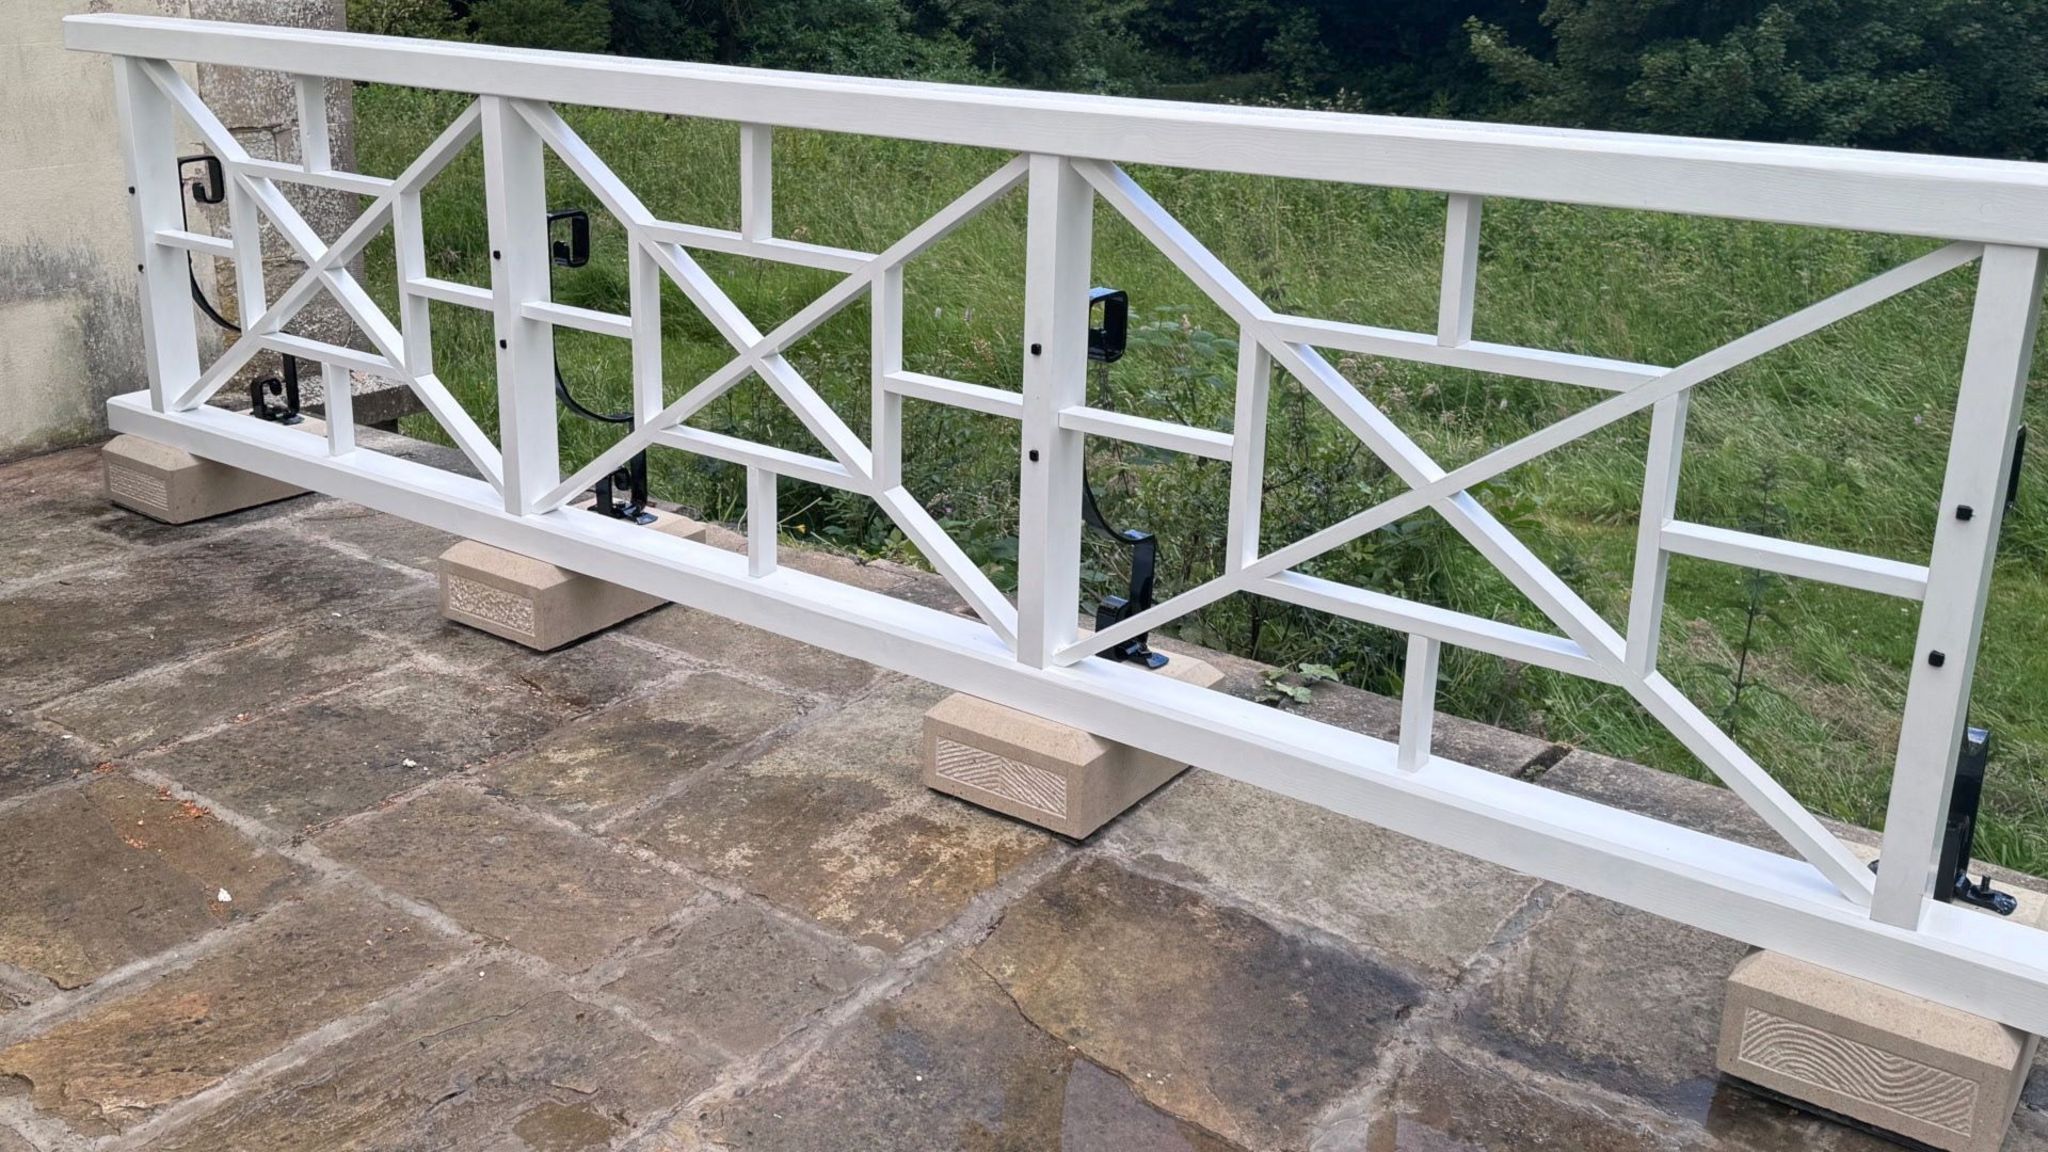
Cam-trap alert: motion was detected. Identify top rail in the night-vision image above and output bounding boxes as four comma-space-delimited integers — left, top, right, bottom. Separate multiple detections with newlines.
65, 13, 2048, 248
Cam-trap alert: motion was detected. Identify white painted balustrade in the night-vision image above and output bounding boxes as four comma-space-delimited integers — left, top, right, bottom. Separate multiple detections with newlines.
66, 13, 2048, 1032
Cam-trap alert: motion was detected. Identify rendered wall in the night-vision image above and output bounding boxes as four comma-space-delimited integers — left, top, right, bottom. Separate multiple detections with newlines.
0, 0, 353, 462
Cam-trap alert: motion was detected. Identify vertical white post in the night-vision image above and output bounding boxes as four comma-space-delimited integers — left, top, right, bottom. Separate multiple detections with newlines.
1437, 194, 1482, 347
739, 124, 773, 242
1398, 634, 1442, 772
872, 263, 905, 491
223, 175, 267, 331
628, 241, 663, 424
394, 191, 433, 374
1226, 334, 1271, 572
113, 57, 200, 413
1872, 244, 2046, 929
323, 362, 354, 454
748, 466, 778, 577
481, 96, 559, 515
1625, 393, 1690, 676
1016, 154, 1094, 668
294, 76, 331, 172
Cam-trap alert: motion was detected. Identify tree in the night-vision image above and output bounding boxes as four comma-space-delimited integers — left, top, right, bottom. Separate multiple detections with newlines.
1467, 0, 2048, 158
470, 0, 614, 52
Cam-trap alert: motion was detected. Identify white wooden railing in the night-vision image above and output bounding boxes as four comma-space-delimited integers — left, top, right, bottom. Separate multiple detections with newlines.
67, 15, 2048, 1033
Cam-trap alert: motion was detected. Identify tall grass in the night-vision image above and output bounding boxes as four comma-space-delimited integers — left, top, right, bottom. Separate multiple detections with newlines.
356, 84, 2048, 875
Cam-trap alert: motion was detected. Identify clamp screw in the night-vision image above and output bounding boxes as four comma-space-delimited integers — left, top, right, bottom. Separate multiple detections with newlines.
1029, 343, 1042, 356
1957, 504, 1975, 521
1028, 449, 1040, 462
1929, 650, 1948, 668
498, 339, 507, 349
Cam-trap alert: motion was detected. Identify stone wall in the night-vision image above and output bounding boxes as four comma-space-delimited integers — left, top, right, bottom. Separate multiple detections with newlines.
0, 0, 354, 463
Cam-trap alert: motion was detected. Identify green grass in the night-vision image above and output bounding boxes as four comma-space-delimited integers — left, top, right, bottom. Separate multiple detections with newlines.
354, 84, 2048, 876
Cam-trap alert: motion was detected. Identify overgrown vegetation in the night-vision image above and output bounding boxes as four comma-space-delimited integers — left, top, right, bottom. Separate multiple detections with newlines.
348, 0, 2048, 158
352, 81, 2048, 875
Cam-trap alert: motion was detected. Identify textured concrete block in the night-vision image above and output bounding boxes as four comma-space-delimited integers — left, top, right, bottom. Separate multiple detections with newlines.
922, 650, 1224, 838
1718, 949, 2039, 1152
102, 427, 321, 523
438, 506, 708, 651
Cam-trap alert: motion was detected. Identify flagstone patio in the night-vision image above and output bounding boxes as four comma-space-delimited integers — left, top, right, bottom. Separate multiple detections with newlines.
1, 431, 2043, 1151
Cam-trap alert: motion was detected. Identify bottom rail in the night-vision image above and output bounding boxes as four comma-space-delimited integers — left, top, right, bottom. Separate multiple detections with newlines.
108, 390, 2048, 1035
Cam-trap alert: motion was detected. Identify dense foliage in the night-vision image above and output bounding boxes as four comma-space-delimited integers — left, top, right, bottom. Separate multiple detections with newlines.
348, 0, 2048, 158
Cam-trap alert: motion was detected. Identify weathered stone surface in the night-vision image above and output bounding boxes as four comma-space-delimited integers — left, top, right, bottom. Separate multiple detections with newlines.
0, 889, 455, 1135
146, 662, 573, 831
628, 677, 1057, 952
101, 434, 307, 525
291, 499, 458, 573
1349, 1040, 1713, 1152
698, 955, 1239, 1152
626, 604, 882, 699
1538, 749, 1877, 854
1103, 769, 1542, 981
318, 786, 699, 971
973, 858, 1425, 1149
598, 900, 881, 1058
35, 621, 392, 756
0, 1124, 32, 1152
1279, 676, 1558, 776
0, 531, 415, 706
480, 672, 802, 828
0, 717, 96, 802
147, 961, 714, 1152
0, 776, 299, 988
1458, 888, 1746, 1112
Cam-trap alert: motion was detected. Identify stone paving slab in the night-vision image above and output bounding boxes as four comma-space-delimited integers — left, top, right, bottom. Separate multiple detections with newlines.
317, 785, 701, 972
625, 676, 1059, 953
146, 960, 715, 1152
0, 718, 96, 802
479, 670, 803, 828
973, 857, 1425, 1150
0, 887, 457, 1135
0, 530, 415, 707
146, 660, 577, 832
693, 954, 1244, 1152
2, 442, 2045, 1152
34, 619, 394, 757
0, 775, 300, 989
1102, 768, 1544, 983
595, 898, 882, 1059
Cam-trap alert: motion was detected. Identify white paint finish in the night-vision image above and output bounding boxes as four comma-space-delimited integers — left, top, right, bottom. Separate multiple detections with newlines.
871, 263, 905, 489
740, 122, 772, 241
480, 95, 559, 514
1057, 405, 1233, 460
651, 426, 853, 490
102, 391, 2048, 1039
877, 485, 1020, 648
1437, 194, 1481, 346
1874, 245, 2048, 929
628, 242, 662, 424
1226, 336, 1271, 573
1015, 154, 1092, 669
236, 157, 392, 196
322, 361, 354, 454
113, 55, 198, 413
1662, 520, 1929, 601
520, 299, 633, 339
152, 228, 233, 258
1265, 315, 1662, 392
403, 275, 491, 310
639, 220, 869, 272
258, 331, 392, 377
885, 371, 1023, 418
68, 14, 2048, 246
293, 74, 330, 172
1626, 393, 1689, 676
747, 464, 776, 576
1399, 633, 1441, 772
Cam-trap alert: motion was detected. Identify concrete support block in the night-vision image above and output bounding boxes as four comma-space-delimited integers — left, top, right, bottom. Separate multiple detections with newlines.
922, 651, 1224, 839
102, 425, 322, 524
437, 507, 708, 651
1718, 880, 2046, 1152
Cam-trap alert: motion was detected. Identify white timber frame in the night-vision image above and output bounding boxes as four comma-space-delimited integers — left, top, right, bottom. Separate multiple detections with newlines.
70, 14, 2048, 1034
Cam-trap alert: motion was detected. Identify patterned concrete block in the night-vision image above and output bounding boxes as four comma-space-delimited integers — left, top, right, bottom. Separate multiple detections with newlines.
437, 506, 707, 651
1719, 950, 2040, 1152
922, 650, 1224, 839
101, 428, 320, 524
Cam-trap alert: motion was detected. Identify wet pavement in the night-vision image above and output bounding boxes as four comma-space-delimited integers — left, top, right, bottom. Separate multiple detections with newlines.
0, 433, 2045, 1151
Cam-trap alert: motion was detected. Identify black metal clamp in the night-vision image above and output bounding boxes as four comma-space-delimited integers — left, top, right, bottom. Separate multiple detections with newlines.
1869, 726, 2018, 916
175, 155, 302, 424
1080, 285, 1166, 668
546, 205, 653, 524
